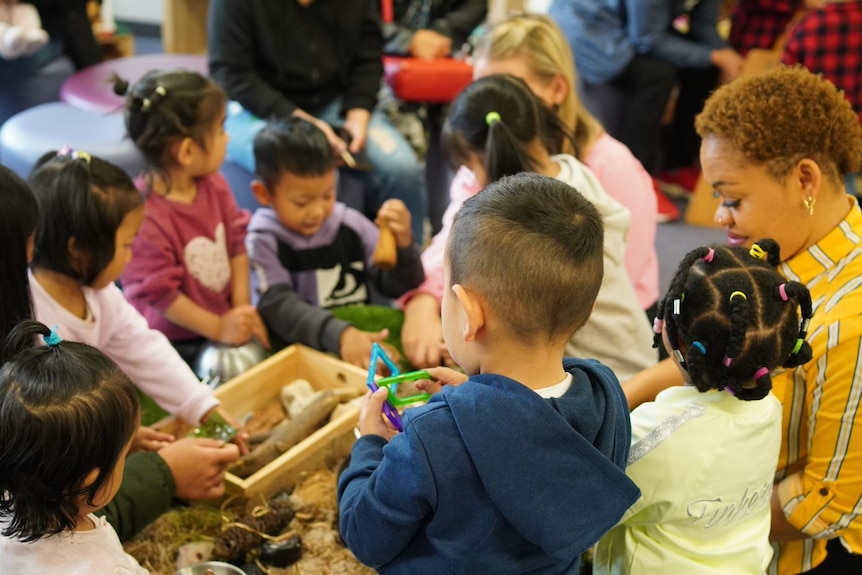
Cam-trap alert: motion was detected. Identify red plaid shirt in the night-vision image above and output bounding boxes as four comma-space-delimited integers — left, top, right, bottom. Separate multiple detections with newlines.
729, 0, 802, 54
782, 2, 862, 125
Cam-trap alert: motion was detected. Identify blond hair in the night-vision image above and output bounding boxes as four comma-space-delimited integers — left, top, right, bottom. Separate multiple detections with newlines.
474, 13, 601, 158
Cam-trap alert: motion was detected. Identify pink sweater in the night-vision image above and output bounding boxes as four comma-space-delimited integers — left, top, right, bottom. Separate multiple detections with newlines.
30, 271, 219, 424
403, 136, 660, 310
584, 133, 659, 309
122, 173, 250, 341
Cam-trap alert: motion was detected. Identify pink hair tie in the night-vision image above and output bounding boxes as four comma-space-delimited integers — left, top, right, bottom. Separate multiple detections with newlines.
701, 248, 715, 263
778, 283, 789, 301
653, 318, 664, 334
754, 367, 770, 380
723, 356, 733, 367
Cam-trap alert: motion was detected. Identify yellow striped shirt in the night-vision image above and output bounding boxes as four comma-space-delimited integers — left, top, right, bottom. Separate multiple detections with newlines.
771, 200, 862, 574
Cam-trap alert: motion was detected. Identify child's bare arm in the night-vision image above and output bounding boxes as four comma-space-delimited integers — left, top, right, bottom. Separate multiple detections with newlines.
163, 293, 256, 346
230, 253, 252, 306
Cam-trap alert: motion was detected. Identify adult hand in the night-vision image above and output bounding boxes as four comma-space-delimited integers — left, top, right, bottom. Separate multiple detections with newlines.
375, 199, 413, 248
157, 437, 240, 501
414, 366, 468, 394
409, 29, 452, 59
711, 48, 744, 85
131, 426, 174, 453
401, 294, 444, 368
358, 387, 399, 440
339, 326, 389, 369
343, 108, 371, 153
292, 108, 348, 155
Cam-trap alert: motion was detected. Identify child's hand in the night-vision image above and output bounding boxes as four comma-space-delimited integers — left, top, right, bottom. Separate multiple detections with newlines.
249, 307, 271, 349
402, 294, 444, 368
132, 426, 175, 453
376, 199, 413, 248
339, 326, 389, 369
415, 366, 468, 394
217, 305, 260, 346
156, 437, 241, 501
358, 387, 399, 440
201, 406, 250, 455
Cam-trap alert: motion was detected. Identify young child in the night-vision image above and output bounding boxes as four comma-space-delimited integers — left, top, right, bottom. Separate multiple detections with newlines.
401, 73, 656, 378
115, 69, 268, 369
27, 150, 238, 438
246, 117, 424, 368
338, 173, 640, 573
593, 240, 814, 574
0, 320, 147, 574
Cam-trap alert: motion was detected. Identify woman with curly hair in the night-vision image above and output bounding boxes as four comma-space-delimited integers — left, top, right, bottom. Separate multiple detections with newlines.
625, 65, 862, 574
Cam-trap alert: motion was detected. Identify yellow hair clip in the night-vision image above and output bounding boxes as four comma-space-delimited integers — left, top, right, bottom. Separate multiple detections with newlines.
749, 243, 766, 260
729, 291, 747, 303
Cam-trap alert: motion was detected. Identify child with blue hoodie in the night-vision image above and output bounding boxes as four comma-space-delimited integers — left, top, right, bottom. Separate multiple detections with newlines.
337, 172, 640, 574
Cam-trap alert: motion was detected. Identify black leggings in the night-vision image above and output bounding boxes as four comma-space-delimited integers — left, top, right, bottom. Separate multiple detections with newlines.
800, 538, 862, 574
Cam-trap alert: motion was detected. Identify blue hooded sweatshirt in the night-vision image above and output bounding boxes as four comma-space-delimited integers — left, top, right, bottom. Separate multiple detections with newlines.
337, 358, 640, 574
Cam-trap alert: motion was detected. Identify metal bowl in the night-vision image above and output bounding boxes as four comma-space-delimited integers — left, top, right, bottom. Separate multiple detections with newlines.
174, 561, 247, 575
193, 339, 267, 383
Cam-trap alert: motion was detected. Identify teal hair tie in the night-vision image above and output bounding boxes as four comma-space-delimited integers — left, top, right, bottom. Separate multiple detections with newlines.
44, 326, 62, 347
690, 341, 707, 355
485, 111, 502, 126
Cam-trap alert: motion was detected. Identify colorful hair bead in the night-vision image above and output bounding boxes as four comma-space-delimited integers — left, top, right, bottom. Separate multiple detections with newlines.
701, 248, 714, 263
729, 291, 747, 303
754, 367, 770, 380
778, 284, 789, 301
653, 317, 664, 334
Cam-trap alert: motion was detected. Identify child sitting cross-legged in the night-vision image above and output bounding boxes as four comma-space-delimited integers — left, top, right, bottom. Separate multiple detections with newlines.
247, 118, 424, 368
593, 239, 814, 574
0, 321, 149, 574
338, 172, 641, 574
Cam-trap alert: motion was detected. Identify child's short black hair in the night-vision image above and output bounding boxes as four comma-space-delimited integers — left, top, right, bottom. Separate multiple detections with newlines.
442, 73, 576, 183
656, 239, 813, 400
253, 117, 337, 189
448, 172, 603, 343
0, 166, 39, 361
28, 151, 143, 285
0, 320, 139, 542
114, 69, 227, 171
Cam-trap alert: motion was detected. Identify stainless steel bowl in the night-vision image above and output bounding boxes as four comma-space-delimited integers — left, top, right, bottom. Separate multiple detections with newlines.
193, 339, 267, 383
173, 561, 247, 575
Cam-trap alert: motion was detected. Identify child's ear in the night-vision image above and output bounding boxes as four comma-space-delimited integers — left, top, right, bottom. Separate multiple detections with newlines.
80, 467, 100, 491
171, 137, 196, 168
452, 284, 485, 342
549, 73, 569, 107
250, 179, 273, 207
67, 237, 87, 274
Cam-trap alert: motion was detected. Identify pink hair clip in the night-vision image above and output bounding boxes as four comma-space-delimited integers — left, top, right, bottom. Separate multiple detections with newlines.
754, 367, 770, 380
778, 283, 789, 301
701, 248, 714, 263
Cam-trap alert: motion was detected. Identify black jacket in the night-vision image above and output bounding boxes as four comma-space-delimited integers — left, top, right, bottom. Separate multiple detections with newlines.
208, 0, 384, 118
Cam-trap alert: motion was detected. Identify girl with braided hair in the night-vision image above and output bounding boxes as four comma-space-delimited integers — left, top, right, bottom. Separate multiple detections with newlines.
594, 239, 813, 575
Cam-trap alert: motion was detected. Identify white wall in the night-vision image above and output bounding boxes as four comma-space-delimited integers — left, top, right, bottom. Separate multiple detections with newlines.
113, 0, 164, 24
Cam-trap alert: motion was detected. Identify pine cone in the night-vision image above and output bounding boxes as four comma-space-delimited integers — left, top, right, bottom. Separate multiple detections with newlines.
213, 498, 295, 561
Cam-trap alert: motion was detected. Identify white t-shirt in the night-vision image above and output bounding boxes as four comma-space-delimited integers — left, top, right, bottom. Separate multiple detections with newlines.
593, 385, 782, 575
0, 513, 147, 574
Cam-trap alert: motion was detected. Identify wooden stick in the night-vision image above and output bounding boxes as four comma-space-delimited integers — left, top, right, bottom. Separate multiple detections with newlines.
229, 392, 341, 478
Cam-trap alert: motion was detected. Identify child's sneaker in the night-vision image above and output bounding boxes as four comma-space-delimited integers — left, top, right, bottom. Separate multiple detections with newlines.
652, 178, 680, 223
658, 166, 700, 194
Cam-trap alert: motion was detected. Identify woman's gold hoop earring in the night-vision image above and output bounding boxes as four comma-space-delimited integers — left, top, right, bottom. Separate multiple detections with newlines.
803, 196, 816, 216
